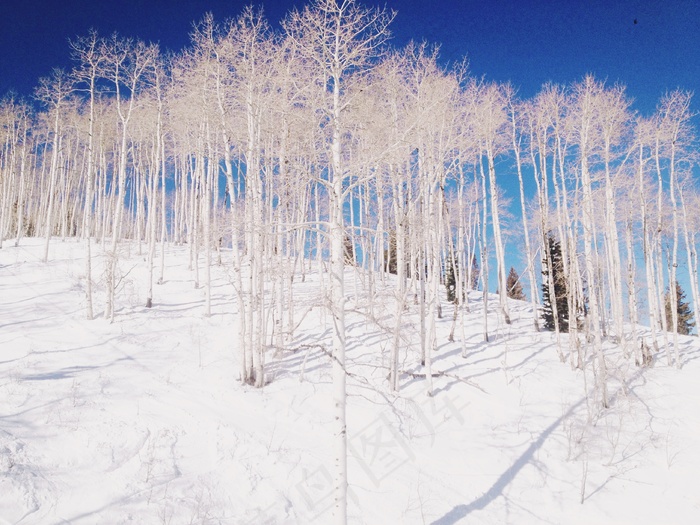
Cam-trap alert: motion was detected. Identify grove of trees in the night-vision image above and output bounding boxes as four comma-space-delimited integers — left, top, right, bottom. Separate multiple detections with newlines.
1, 0, 699, 520
0, 0, 697, 395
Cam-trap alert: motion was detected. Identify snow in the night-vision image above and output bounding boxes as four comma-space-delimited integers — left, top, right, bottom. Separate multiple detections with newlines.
1, 238, 700, 524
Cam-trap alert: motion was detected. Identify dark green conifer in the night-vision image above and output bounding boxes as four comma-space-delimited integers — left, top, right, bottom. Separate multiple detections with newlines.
665, 281, 695, 335
506, 266, 525, 300
541, 233, 568, 332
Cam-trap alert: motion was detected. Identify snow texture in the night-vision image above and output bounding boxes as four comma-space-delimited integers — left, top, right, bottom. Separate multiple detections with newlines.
1, 238, 699, 524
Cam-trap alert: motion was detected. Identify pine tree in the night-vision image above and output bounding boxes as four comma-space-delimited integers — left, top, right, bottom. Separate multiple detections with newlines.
665, 281, 695, 335
384, 230, 397, 274
444, 254, 460, 303
542, 233, 569, 332
469, 254, 480, 291
506, 266, 526, 300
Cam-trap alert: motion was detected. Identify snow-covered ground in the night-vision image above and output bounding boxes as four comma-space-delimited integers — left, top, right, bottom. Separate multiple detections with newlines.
1, 238, 699, 524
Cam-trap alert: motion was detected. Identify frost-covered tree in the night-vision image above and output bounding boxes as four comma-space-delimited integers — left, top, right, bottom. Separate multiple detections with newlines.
70, 29, 106, 320
506, 88, 539, 331
34, 68, 74, 262
101, 34, 158, 321
0, 97, 33, 249
655, 90, 695, 366
572, 76, 608, 407
283, 1, 394, 521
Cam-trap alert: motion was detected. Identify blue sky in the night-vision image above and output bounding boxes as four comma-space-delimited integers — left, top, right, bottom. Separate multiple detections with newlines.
1, 0, 698, 116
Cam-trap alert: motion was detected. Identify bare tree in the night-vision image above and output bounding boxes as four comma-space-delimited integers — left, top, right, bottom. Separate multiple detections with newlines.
655, 90, 694, 367
283, 1, 394, 520
70, 29, 106, 319
35, 68, 74, 262
102, 33, 158, 320
572, 76, 608, 407
475, 82, 511, 325
506, 88, 540, 331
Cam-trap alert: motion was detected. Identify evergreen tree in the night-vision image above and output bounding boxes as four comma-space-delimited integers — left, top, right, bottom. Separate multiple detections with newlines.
445, 253, 460, 303
506, 266, 526, 300
541, 233, 569, 332
665, 281, 695, 335
384, 230, 397, 274
469, 254, 480, 291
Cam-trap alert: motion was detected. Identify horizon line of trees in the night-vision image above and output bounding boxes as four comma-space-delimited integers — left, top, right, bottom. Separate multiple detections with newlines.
1, 1, 699, 520
0, 0, 696, 382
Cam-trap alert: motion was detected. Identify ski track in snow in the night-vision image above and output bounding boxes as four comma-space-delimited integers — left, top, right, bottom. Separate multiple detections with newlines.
1, 238, 699, 524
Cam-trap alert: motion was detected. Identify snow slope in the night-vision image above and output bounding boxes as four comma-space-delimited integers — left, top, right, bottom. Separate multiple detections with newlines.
1, 238, 699, 524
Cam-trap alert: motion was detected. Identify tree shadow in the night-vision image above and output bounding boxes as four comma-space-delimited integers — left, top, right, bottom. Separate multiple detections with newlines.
431, 335, 488, 364
22, 356, 135, 381
0, 290, 70, 307
430, 396, 585, 525
0, 314, 63, 330
504, 343, 551, 372
680, 339, 700, 367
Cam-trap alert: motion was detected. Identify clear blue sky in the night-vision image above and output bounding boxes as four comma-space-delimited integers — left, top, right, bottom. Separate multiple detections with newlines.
1, 0, 698, 115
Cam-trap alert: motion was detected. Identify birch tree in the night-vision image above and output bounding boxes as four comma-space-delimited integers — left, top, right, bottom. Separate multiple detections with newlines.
70, 29, 105, 319
34, 68, 74, 262
283, 1, 394, 521
103, 34, 158, 320
475, 82, 511, 325
506, 89, 539, 331
634, 116, 663, 354
573, 76, 607, 407
655, 90, 695, 367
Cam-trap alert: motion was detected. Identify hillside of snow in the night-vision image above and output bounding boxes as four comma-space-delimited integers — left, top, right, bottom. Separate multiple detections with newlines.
1, 238, 699, 524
